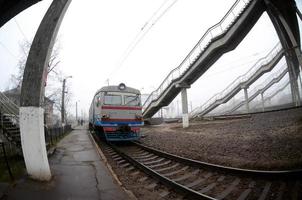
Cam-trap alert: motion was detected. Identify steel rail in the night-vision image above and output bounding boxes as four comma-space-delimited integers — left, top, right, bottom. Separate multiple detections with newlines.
109, 143, 215, 200
132, 142, 302, 178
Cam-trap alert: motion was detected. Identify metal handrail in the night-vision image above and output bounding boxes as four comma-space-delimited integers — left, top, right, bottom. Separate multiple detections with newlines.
190, 43, 283, 117
143, 0, 252, 112
0, 91, 19, 124
225, 65, 288, 114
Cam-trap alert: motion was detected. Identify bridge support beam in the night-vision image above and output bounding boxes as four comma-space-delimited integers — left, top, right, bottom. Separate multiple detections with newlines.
20, 0, 71, 181
265, 0, 301, 106
261, 92, 265, 112
243, 88, 250, 113
181, 88, 189, 128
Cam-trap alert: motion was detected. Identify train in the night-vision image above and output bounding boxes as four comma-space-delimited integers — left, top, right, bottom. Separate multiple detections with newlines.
89, 83, 144, 141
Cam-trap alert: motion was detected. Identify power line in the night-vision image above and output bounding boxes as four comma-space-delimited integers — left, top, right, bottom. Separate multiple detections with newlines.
108, 0, 179, 80
14, 18, 29, 43
0, 41, 18, 59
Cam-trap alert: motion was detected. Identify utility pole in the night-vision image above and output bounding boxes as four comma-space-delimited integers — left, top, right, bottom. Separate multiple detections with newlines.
61, 79, 65, 125
76, 101, 78, 121
61, 76, 72, 125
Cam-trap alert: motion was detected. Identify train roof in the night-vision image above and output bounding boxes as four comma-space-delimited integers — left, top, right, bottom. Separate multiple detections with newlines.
95, 84, 140, 95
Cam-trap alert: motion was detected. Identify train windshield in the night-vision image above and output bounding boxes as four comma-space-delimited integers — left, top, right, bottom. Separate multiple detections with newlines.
104, 94, 122, 105
125, 94, 140, 106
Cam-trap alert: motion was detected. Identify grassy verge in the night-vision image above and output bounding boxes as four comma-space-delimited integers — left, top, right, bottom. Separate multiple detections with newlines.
0, 156, 25, 182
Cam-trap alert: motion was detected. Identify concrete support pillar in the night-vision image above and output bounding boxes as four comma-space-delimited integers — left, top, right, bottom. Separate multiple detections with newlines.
243, 88, 250, 113
181, 88, 189, 128
287, 57, 301, 106
20, 0, 71, 181
261, 92, 265, 112
265, 0, 301, 106
298, 73, 302, 101
20, 107, 50, 180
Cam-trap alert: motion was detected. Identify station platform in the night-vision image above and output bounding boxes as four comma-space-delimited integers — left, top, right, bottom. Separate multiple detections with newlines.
1, 126, 134, 200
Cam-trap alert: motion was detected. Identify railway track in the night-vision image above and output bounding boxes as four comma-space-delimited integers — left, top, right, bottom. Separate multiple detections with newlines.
96, 138, 302, 199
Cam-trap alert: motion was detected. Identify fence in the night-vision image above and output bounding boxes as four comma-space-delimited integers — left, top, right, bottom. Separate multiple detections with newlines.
44, 124, 72, 148
0, 124, 72, 182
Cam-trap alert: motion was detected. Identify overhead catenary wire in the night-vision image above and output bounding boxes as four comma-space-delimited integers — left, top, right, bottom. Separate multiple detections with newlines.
0, 41, 18, 59
107, 0, 179, 82
14, 18, 29, 43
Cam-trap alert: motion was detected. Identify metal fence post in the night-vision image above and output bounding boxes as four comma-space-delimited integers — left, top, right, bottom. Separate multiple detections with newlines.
49, 128, 53, 145
1, 140, 14, 181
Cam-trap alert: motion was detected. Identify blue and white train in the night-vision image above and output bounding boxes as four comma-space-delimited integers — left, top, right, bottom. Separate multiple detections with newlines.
89, 83, 144, 141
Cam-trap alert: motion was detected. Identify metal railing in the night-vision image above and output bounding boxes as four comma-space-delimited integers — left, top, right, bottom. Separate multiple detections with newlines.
190, 43, 283, 117
248, 66, 287, 96
0, 124, 72, 182
44, 125, 72, 148
143, 0, 252, 112
0, 138, 15, 181
225, 65, 288, 114
0, 91, 19, 124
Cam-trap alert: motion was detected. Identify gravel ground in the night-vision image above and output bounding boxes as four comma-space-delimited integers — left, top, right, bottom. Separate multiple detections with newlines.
140, 107, 302, 170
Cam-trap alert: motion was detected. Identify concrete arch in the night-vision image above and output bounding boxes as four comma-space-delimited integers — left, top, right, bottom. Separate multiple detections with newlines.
19, 0, 71, 181
4, 0, 71, 181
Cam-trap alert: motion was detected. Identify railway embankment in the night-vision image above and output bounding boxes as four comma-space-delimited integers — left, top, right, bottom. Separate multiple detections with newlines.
141, 107, 302, 170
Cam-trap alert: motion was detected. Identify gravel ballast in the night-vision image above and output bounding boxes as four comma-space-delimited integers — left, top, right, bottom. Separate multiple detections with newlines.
140, 107, 302, 170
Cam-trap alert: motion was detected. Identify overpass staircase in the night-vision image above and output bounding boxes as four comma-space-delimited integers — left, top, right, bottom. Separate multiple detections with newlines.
143, 0, 266, 118
190, 43, 283, 118
0, 91, 21, 150
224, 66, 288, 114
252, 79, 291, 111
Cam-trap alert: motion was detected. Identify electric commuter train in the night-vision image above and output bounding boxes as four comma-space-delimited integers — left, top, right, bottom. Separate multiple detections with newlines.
89, 83, 144, 141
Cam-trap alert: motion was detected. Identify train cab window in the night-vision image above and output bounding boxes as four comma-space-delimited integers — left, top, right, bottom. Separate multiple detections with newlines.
104, 95, 122, 105
125, 95, 140, 106
96, 96, 101, 107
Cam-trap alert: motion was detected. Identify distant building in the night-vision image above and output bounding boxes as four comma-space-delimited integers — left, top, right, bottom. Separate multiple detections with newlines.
3, 87, 55, 127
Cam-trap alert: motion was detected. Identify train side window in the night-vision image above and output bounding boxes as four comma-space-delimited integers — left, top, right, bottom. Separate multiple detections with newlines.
125, 94, 140, 106
96, 96, 101, 107
104, 95, 122, 105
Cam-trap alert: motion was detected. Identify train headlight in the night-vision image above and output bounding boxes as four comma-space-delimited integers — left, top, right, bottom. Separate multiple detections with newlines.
118, 83, 126, 90
101, 114, 110, 119
135, 114, 143, 120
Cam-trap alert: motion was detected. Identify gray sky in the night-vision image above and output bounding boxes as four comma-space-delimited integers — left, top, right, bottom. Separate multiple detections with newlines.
0, 0, 289, 118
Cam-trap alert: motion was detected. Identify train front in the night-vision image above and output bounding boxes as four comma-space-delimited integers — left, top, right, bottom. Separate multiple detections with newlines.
98, 84, 144, 141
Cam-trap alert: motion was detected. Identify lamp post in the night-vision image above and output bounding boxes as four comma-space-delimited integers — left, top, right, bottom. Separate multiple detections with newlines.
76, 101, 78, 121
61, 76, 72, 126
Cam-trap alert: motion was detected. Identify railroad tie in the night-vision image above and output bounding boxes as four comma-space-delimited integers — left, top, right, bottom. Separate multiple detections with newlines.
172, 169, 200, 182
161, 166, 189, 177
143, 158, 165, 165
198, 175, 225, 194
133, 153, 153, 159
236, 181, 255, 200
215, 178, 240, 200
138, 176, 148, 182
145, 182, 158, 190
113, 157, 124, 162
117, 159, 126, 165
276, 182, 286, 200
155, 161, 179, 172
139, 155, 158, 162
185, 172, 212, 189
159, 190, 170, 198
125, 166, 135, 172
291, 181, 301, 200
258, 182, 272, 200
148, 160, 171, 169
120, 162, 130, 168
131, 171, 140, 176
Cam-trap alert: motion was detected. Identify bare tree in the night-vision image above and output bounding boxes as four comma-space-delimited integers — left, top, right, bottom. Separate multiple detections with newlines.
9, 39, 73, 123
10, 39, 62, 88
